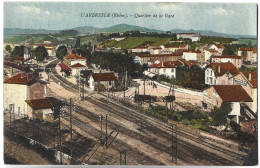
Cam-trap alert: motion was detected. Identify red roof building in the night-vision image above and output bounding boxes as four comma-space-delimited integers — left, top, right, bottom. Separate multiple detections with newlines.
91, 73, 117, 82
241, 72, 257, 88
4, 73, 36, 85
206, 63, 238, 76
70, 63, 87, 68
65, 54, 87, 60
213, 85, 253, 102
58, 63, 71, 71
25, 98, 53, 110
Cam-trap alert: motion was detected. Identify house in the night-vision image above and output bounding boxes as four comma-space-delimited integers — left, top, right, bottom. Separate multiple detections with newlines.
176, 33, 200, 41
63, 53, 87, 67
89, 73, 117, 91
203, 49, 220, 62
237, 47, 257, 63
210, 44, 225, 55
132, 46, 148, 53
70, 63, 87, 76
164, 44, 189, 52
191, 36, 201, 42
137, 52, 183, 65
205, 63, 238, 85
25, 98, 54, 122
148, 62, 176, 79
234, 72, 257, 113
3, 73, 51, 120
211, 55, 242, 68
149, 47, 162, 55
181, 49, 202, 61
203, 85, 253, 123
58, 63, 71, 77
24, 47, 32, 61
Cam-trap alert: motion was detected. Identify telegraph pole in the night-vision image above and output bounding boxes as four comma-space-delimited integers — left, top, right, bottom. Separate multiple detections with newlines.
105, 115, 108, 148
99, 114, 105, 144
79, 73, 81, 99
120, 150, 126, 165
9, 105, 12, 129
69, 98, 73, 157
171, 124, 177, 163
59, 106, 62, 164
123, 71, 126, 98
143, 78, 146, 95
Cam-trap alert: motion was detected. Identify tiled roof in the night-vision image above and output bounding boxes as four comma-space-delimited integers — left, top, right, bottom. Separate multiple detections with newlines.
138, 53, 183, 58
91, 73, 117, 82
178, 59, 192, 67
242, 72, 257, 88
4, 73, 36, 85
177, 33, 196, 35
214, 44, 225, 49
206, 63, 238, 76
12, 57, 24, 61
205, 49, 218, 53
213, 85, 253, 102
148, 62, 176, 68
212, 55, 241, 59
25, 98, 53, 110
165, 60, 183, 66
178, 49, 201, 53
65, 54, 87, 60
58, 63, 71, 71
70, 63, 87, 68
239, 48, 253, 51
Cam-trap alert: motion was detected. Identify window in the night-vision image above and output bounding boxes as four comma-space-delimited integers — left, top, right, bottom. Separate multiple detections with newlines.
210, 77, 212, 84
207, 69, 209, 75
207, 77, 209, 82
171, 68, 174, 73
18, 107, 20, 116
164, 69, 166, 73
109, 81, 112, 85
210, 70, 212, 76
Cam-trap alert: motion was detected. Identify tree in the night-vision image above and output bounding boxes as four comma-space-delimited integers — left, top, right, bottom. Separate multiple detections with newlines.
5, 45, 11, 53
56, 45, 67, 60
210, 102, 231, 126
11, 46, 24, 58
241, 50, 248, 61
34, 46, 48, 62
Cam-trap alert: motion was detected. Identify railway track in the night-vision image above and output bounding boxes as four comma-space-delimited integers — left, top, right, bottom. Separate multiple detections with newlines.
46, 59, 248, 165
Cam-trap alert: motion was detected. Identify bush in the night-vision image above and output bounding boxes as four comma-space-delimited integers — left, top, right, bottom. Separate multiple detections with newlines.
181, 119, 190, 125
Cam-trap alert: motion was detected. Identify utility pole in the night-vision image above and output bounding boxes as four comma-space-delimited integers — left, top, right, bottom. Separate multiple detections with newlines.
59, 106, 62, 164
172, 124, 177, 163
79, 73, 81, 99
9, 104, 12, 129
99, 114, 105, 144
105, 115, 108, 148
69, 98, 73, 157
123, 71, 126, 98
143, 78, 146, 95
120, 150, 126, 165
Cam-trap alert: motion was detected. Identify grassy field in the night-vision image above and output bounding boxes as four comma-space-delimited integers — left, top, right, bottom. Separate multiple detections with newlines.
101, 37, 172, 49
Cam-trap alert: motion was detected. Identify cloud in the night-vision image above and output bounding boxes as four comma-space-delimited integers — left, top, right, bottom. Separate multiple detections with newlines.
18, 5, 50, 15
206, 7, 235, 15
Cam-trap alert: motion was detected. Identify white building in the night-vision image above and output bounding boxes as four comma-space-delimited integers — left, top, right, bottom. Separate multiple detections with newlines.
210, 44, 225, 55
89, 73, 117, 91
148, 62, 176, 79
182, 50, 202, 61
205, 63, 238, 85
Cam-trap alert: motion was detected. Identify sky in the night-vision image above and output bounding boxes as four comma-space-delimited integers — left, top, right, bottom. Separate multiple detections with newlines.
3, 2, 257, 36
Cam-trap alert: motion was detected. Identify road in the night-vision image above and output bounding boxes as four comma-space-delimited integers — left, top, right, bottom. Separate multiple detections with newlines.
46, 60, 248, 165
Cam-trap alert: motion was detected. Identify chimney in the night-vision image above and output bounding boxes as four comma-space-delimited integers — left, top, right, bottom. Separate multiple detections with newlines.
218, 65, 220, 73
249, 73, 251, 81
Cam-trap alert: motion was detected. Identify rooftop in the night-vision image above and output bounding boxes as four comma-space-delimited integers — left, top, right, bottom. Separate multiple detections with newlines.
58, 63, 71, 71
4, 73, 36, 85
70, 63, 87, 68
25, 98, 53, 110
148, 62, 176, 68
65, 54, 87, 60
206, 63, 238, 76
212, 55, 241, 59
242, 72, 257, 88
138, 53, 183, 58
213, 85, 253, 102
91, 73, 117, 82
